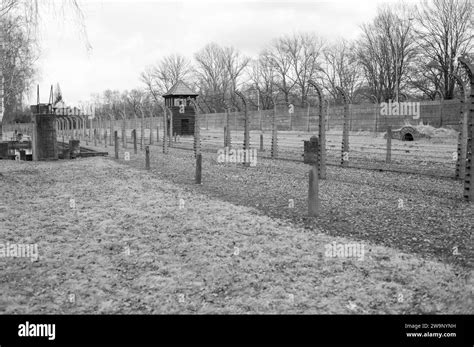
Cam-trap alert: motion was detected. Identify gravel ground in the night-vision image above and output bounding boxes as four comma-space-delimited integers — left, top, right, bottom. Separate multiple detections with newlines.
0, 157, 472, 314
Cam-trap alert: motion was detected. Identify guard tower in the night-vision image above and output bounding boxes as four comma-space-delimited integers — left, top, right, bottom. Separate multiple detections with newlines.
163, 81, 198, 136
30, 103, 58, 160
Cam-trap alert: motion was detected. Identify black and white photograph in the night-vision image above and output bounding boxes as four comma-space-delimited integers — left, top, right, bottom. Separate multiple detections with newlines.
0, 0, 472, 344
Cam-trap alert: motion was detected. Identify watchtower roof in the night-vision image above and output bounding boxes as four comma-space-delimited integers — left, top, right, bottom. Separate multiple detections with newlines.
163, 81, 198, 97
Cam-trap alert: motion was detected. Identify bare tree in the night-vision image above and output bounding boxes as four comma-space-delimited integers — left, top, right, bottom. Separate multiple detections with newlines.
245, 55, 277, 110
263, 37, 296, 103
285, 32, 324, 105
194, 42, 250, 111
321, 38, 363, 102
357, 4, 417, 102
140, 54, 193, 99
411, 0, 472, 99
0, 0, 90, 123
0, 14, 37, 123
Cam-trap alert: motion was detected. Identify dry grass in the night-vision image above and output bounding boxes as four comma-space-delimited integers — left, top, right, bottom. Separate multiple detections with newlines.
0, 157, 472, 314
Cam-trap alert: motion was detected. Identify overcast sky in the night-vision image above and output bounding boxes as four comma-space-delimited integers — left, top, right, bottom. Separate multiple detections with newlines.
35, 0, 408, 106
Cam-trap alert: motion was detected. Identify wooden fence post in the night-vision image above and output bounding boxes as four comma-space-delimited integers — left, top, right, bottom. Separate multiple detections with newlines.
260, 133, 264, 152
104, 130, 107, 148
156, 126, 159, 143
386, 126, 392, 163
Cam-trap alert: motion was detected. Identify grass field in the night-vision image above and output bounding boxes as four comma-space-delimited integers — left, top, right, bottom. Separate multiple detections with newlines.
1, 143, 472, 314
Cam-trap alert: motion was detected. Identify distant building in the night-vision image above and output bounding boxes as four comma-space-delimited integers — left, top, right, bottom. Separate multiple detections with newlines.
163, 81, 198, 136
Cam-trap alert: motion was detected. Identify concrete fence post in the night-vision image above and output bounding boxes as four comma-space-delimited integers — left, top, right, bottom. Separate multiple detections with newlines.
224, 126, 227, 147
122, 128, 127, 148
236, 91, 250, 166
132, 129, 137, 154
145, 145, 150, 170
114, 131, 119, 159
195, 153, 202, 184
308, 163, 320, 217
191, 102, 201, 158
452, 73, 467, 180
169, 111, 173, 148
309, 80, 327, 179
337, 87, 349, 167
163, 112, 168, 154
271, 108, 278, 159
458, 57, 474, 201
228, 111, 232, 148
109, 120, 113, 146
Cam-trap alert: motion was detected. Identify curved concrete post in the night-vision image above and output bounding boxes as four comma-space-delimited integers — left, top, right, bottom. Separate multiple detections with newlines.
165, 106, 173, 148
222, 99, 235, 148
118, 111, 127, 148
64, 115, 72, 139
108, 113, 114, 146
337, 87, 350, 167
370, 95, 378, 134
190, 99, 201, 158
457, 56, 474, 201
451, 73, 467, 180
308, 80, 326, 179
235, 91, 250, 165
139, 107, 145, 150
156, 104, 168, 154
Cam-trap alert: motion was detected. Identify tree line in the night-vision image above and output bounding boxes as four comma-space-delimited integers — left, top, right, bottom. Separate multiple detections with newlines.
91, 0, 472, 120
